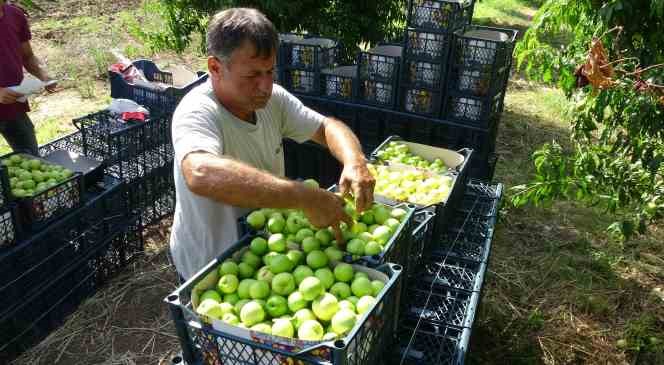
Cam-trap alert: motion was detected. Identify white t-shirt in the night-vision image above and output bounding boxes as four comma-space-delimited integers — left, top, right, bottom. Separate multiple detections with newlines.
170, 81, 325, 280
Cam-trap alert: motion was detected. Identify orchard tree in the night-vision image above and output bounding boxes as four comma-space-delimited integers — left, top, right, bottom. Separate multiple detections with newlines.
157, 0, 406, 59
512, 0, 664, 238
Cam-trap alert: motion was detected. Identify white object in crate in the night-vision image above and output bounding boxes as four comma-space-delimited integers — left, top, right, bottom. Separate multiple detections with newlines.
408, 31, 445, 58
107, 99, 150, 115
323, 66, 356, 98
405, 89, 434, 113
363, 80, 392, 104
462, 29, 510, 66
291, 70, 315, 92
452, 96, 482, 121
365, 45, 402, 79
167, 65, 198, 88
188, 260, 390, 364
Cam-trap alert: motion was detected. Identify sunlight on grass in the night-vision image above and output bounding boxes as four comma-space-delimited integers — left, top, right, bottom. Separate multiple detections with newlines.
473, 0, 537, 28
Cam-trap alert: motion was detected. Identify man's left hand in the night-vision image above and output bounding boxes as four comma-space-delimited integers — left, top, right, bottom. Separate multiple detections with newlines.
338, 161, 375, 213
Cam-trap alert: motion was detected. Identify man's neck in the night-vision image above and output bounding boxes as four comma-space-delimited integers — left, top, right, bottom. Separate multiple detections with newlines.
0, 4, 5, 18
212, 83, 255, 123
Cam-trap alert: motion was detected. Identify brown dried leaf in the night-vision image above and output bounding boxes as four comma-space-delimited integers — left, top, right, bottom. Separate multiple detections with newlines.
580, 39, 615, 90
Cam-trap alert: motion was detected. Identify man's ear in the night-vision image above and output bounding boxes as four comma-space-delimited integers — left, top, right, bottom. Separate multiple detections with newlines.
207, 56, 224, 81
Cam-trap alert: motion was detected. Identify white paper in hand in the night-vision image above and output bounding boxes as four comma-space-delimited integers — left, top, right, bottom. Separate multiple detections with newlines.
8, 78, 57, 102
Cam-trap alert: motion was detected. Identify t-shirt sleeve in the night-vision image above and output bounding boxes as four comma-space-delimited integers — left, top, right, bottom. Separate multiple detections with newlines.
172, 104, 223, 166
276, 85, 325, 143
15, 6, 31, 42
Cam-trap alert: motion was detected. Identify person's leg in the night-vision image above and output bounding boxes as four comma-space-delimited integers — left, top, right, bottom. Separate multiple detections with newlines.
0, 113, 39, 155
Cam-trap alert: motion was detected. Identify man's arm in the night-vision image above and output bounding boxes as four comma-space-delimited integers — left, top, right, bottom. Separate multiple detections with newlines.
182, 152, 352, 240
21, 42, 56, 91
310, 118, 375, 212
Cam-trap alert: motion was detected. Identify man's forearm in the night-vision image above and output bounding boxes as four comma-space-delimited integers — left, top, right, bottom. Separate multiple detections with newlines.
318, 118, 366, 166
183, 152, 316, 210
24, 55, 49, 81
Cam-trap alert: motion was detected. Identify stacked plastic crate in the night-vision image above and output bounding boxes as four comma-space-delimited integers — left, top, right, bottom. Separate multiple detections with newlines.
106, 59, 208, 226
393, 179, 502, 364
0, 167, 139, 362
442, 26, 517, 179
400, 0, 473, 117
280, 35, 340, 97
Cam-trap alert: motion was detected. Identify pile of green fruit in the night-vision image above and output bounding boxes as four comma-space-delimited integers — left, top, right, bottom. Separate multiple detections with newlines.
369, 163, 453, 206
245, 184, 410, 258
2, 154, 74, 198
195, 237, 390, 341
374, 141, 449, 174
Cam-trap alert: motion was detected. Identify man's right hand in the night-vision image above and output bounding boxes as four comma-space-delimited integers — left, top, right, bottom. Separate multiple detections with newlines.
300, 187, 353, 248
0, 88, 22, 105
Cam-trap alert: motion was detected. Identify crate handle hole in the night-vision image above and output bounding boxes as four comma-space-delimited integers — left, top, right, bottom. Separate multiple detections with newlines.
334, 340, 345, 349
392, 264, 403, 272
167, 294, 178, 302
171, 356, 183, 364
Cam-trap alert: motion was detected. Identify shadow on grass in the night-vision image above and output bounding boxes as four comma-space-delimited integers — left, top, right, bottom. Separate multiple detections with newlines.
463, 80, 664, 364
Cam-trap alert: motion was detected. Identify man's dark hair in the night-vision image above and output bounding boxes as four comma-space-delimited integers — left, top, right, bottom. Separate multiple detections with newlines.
207, 8, 279, 62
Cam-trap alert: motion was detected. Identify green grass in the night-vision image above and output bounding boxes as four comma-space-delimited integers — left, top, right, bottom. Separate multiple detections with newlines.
474, 0, 537, 29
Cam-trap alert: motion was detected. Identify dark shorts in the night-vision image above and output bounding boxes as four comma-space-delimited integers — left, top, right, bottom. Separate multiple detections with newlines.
0, 112, 39, 155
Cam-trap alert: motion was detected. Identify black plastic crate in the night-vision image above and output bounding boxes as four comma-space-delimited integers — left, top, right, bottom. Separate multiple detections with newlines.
383, 115, 436, 146
320, 66, 357, 102
109, 59, 208, 114
430, 224, 493, 263
447, 26, 517, 97
126, 163, 175, 227
106, 145, 173, 184
399, 86, 444, 117
73, 110, 171, 165
38, 131, 84, 157
166, 235, 403, 365
357, 78, 399, 109
468, 153, 498, 181
402, 58, 446, 90
279, 36, 340, 70
15, 173, 84, 233
407, 0, 474, 33
0, 164, 12, 207
301, 97, 357, 130
404, 29, 452, 61
0, 219, 140, 364
0, 204, 20, 250
283, 69, 320, 95
402, 285, 480, 329
0, 176, 127, 318
415, 254, 486, 293
407, 210, 436, 280
354, 107, 389, 154
358, 45, 402, 83
89, 216, 144, 286
370, 136, 473, 241
392, 318, 470, 365
282, 139, 342, 188
443, 91, 504, 129
458, 181, 502, 217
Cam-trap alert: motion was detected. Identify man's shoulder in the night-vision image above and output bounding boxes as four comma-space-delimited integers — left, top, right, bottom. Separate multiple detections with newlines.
173, 81, 219, 119
6, 4, 28, 20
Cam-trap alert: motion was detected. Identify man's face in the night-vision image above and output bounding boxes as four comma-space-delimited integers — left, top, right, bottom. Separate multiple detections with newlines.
211, 41, 276, 112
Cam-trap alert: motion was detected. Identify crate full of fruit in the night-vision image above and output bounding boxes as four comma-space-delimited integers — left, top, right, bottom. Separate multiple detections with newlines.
238, 179, 417, 272
370, 136, 473, 241
0, 153, 83, 231
165, 235, 402, 365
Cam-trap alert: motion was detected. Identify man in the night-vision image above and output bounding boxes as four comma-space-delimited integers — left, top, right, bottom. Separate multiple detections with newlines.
0, 0, 57, 155
170, 8, 375, 280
